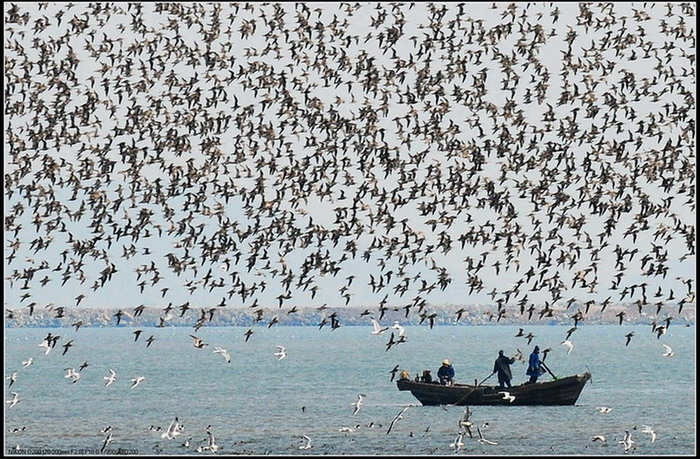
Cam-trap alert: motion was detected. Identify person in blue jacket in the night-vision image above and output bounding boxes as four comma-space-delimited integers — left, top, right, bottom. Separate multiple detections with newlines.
438, 359, 455, 385
526, 346, 543, 383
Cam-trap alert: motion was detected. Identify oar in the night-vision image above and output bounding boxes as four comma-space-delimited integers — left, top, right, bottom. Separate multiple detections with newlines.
476, 372, 496, 387
540, 361, 558, 380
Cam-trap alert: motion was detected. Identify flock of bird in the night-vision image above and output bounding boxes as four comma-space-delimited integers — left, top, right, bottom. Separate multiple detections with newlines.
3, 1, 696, 455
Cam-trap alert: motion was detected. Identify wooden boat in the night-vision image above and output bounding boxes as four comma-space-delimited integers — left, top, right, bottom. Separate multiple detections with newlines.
396, 372, 591, 406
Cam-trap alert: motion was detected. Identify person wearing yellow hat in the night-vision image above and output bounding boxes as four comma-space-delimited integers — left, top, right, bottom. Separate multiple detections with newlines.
437, 359, 455, 385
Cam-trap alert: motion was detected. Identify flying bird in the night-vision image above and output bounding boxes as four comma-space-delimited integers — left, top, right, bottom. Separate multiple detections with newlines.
618, 430, 635, 452
389, 364, 400, 382
560, 340, 574, 355
351, 393, 366, 416
299, 435, 312, 450
213, 347, 231, 363
274, 345, 287, 360
498, 391, 516, 403
189, 335, 208, 349
130, 376, 145, 389
637, 425, 656, 443
661, 344, 674, 357
161, 417, 182, 440
103, 369, 116, 387
370, 318, 388, 335
477, 426, 498, 445
7, 392, 20, 408
449, 431, 465, 452
64, 368, 80, 384
386, 405, 411, 434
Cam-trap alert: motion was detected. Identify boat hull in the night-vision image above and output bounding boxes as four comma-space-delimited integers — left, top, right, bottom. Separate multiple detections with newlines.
396, 372, 591, 406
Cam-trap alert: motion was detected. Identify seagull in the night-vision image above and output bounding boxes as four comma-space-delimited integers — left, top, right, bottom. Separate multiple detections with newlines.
386, 405, 410, 434
196, 429, 219, 452
21, 357, 33, 368
591, 435, 607, 443
103, 369, 116, 387
661, 344, 674, 357
351, 394, 367, 416
274, 345, 287, 360
61, 340, 73, 355
130, 376, 145, 389
618, 430, 635, 452
299, 435, 312, 449
638, 425, 656, 443
64, 368, 80, 384
512, 348, 524, 362
624, 332, 635, 346
597, 406, 612, 413
189, 335, 208, 349
560, 340, 574, 355
161, 417, 182, 440
213, 347, 231, 364
7, 372, 17, 387
391, 322, 406, 338
498, 391, 516, 403
7, 392, 19, 408
458, 406, 474, 437
477, 426, 498, 445
100, 433, 114, 453
449, 431, 465, 452
389, 364, 400, 382
38, 340, 52, 355
370, 318, 389, 335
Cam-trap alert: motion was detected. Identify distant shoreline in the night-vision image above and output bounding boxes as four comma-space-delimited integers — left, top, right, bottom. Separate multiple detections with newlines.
5, 304, 695, 328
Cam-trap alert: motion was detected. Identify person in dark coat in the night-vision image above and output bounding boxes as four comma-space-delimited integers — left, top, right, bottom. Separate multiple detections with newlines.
526, 346, 543, 383
437, 359, 455, 385
493, 350, 516, 388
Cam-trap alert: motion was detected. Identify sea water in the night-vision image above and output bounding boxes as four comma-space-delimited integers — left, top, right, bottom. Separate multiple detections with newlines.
4, 324, 695, 455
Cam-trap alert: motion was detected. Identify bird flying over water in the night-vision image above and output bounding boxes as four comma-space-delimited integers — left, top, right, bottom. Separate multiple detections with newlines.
661, 344, 674, 357
189, 335, 208, 349
389, 364, 400, 382
299, 435, 312, 449
161, 417, 182, 440
351, 393, 366, 416
637, 425, 656, 443
498, 391, 515, 403
449, 431, 465, 452
370, 317, 388, 335
103, 369, 116, 387
560, 340, 574, 355
130, 376, 145, 389
477, 426, 498, 445
7, 392, 20, 408
213, 347, 231, 363
274, 345, 287, 360
386, 405, 410, 434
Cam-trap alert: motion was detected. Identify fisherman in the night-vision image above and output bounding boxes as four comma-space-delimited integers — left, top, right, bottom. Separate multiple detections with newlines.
421, 369, 433, 383
526, 346, 544, 384
492, 350, 516, 388
438, 359, 455, 385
